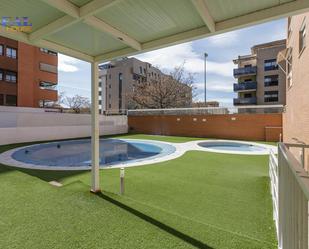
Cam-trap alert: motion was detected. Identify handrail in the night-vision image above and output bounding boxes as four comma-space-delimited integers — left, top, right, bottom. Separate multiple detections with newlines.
279, 143, 309, 200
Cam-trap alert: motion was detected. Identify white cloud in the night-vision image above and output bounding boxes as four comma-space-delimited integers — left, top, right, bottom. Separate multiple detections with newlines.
207, 30, 240, 47
58, 54, 80, 72
195, 80, 233, 93
136, 42, 234, 77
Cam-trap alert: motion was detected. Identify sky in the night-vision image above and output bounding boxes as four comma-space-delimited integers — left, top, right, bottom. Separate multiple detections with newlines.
58, 18, 287, 107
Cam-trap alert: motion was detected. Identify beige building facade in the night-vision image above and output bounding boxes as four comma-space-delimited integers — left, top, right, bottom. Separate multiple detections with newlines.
98, 57, 163, 113
233, 40, 286, 106
283, 13, 309, 149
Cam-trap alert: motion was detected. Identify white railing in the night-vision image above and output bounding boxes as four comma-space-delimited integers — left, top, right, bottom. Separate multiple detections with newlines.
269, 148, 279, 239
128, 105, 284, 116
271, 143, 309, 249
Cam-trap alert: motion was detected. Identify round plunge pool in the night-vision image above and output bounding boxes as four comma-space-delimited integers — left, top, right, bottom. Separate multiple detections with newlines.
197, 140, 273, 155
6, 139, 176, 170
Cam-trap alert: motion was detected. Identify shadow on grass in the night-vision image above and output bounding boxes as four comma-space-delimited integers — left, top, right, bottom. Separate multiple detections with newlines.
0, 163, 85, 182
96, 192, 213, 249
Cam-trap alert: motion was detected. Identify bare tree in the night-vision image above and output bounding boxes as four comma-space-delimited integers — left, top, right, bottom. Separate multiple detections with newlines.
128, 64, 195, 109
63, 94, 91, 113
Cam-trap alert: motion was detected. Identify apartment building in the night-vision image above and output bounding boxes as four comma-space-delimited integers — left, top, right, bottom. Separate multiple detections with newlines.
0, 36, 58, 108
283, 13, 309, 151
233, 40, 286, 106
99, 57, 190, 113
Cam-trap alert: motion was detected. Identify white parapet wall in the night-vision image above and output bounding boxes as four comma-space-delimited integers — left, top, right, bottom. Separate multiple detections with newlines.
0, 106, 128, 146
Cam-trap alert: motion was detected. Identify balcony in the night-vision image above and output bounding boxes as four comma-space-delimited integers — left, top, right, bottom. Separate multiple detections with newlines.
233, 97, 257, 105
233, 66, 257, 77
233, 81, 257, 92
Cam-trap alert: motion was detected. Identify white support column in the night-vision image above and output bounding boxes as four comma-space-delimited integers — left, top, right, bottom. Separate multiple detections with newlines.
91, 61, 100, 193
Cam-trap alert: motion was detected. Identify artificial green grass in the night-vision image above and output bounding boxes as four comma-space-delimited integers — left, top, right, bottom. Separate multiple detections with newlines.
0, 135, 277, 249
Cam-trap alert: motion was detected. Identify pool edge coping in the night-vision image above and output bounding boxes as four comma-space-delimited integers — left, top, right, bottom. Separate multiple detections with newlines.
0, 138, 277, 171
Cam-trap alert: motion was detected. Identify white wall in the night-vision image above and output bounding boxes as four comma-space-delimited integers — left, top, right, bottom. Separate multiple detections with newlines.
0, 107, 128, 145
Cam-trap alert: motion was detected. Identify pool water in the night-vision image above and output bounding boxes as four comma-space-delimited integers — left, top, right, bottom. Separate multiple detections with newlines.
198, 141, 268, 152
11, 139, 176, 168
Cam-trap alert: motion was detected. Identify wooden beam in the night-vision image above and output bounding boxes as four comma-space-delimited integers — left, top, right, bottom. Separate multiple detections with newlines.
216, 0, 309, 32
94, 26, 209, 62
95, 0, 309, 62
34, 0, 130, 50
41, 0, 80, 18
35, 40, 94, 62
79, 0, 118, 18
0, 27, 94, 62
191, 0, 215, 32
84, 16, 142, 51
29, 15, 77, 41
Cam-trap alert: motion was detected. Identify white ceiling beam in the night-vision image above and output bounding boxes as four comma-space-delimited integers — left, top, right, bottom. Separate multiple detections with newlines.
0, 26, 93, 62
36, 0, 140, 51
29, 15, 78, 41
79, 0, 118, 18
191, 0, 215, 32
35, 40, 94, 62
41, 0, 80, 18
95, 26, 209, 62
32, 0, 117, 41
84, 16, 142, 51
216, 0, 309, 32
95, 0, 309, 62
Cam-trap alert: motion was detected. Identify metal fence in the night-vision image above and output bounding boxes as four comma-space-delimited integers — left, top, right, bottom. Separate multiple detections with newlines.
270, 143, 309, 249
128, 105, 284, 116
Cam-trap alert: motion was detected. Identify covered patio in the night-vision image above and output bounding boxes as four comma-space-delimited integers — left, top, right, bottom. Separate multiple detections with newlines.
1, 1, 309, 248
1, 0, 308, 192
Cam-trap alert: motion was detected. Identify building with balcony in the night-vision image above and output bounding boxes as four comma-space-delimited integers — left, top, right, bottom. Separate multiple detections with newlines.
0, 36, 58, 108
233, 40, 286, 106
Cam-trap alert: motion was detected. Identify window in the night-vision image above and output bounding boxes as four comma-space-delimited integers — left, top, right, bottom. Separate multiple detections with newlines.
5, 95, 17, 106
5, 71, 17, 83
109, 94, 111, 99
108, 103, 111, 108
264, 75, 279, 87
264, 59, 278, 71
119, 73, 123, 110
39, 100, 54, 108
264, 91, 279, 102
109, 84, 111, 89
0, 70, 3, 81
6, 47, 17, 59
244, 64, 252, 68
139, 66, 142, 74
299, 21, 306, 54
40, 63, 57, 74
0, 45, 3, 56
244, 93, 252, 98
39, 81, 57, 90
0, 94, 3, 105
109, 74, 111, 79
40, 48, 57, 56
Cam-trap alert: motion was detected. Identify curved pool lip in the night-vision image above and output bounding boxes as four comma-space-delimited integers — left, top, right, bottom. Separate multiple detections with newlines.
0, 138, 277, 171
192, 139, 277, 155
0, 138, 184, 171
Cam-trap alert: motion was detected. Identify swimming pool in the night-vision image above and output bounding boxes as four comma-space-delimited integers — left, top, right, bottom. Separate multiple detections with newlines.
5, 139, 176, 170
197, 140, 273, 155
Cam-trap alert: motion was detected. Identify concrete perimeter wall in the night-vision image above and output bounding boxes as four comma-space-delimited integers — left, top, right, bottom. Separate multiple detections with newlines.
0, 106, 128, 145
128, 113, 282, 142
